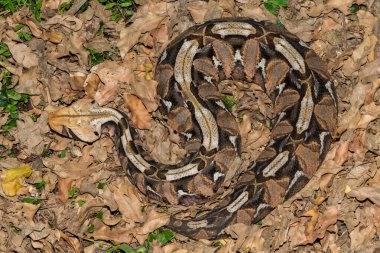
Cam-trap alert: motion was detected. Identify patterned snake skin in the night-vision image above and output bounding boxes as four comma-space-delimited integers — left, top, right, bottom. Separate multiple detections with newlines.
50, 18, 338, 240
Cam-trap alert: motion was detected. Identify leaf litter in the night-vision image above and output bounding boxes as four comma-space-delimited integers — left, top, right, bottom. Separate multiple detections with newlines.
0, 0, 379, 252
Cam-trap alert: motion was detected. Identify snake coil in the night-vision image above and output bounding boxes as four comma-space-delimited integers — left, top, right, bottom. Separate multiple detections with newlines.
52, 18, 337, 240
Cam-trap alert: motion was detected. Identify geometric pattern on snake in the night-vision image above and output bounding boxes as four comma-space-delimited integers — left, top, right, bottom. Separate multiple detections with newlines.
51, 17, 338, 240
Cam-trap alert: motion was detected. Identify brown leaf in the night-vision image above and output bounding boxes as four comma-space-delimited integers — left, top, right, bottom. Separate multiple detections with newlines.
57, 177, 73, 202
16, 112, 50, 155
105, 177, 144, 222
186, 1, 208, 23
16, 66, 41, 95
225, 223, 265, 252
325, 0, 366, 14
92, 61, 132, 106
123, 94, 153, 129
131, 209, 170, 244
117, 2, 173, 57
347, 186, 380, 206
45, 15, 83, 31
5, 41, 39, 68
350, 223, 376, 250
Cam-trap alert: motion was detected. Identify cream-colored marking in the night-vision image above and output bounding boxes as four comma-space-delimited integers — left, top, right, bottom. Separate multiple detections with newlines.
319, 132, 329, 154
211, 22, 256, 37
181, 132, 192, 139
262, 151, 289, 177
284, 170, 305, 196
181, 83, 219, 151
187, 220, 208, 229
257, 58, 266, 78
273, 37, 305, 73
212, 55, 222, 69
253, 203, 270, 219
174, 40, 199, 85
174, 40, 219, 151
275, 82, 287, 105
161, 99, 172, 111
121, 136, 151, 173
147, 185, 160, 196
299, 41, 310, 49
159, 50, 167, 64
234, 49, 243, 65
90, 108, 152, 173
276, 82, 286, 94
178, 190, 196, 197
213, 172, 225, 182
311, 72, 319, 98
325, 81, 337, 107
229, 135, 238, 150
165, 163, 199, 181
226, 191, 249, 213
215, 100, 226, 109
275, 112, 287, 126
204, 76, 213, 83
267, 139, 275, 147
296, 85, 314, 134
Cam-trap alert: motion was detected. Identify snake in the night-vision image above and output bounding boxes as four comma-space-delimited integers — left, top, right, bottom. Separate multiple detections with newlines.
49, 17, 338, 240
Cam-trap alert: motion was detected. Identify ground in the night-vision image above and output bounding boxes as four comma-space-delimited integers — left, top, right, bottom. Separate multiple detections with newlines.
0, 0, 379, 252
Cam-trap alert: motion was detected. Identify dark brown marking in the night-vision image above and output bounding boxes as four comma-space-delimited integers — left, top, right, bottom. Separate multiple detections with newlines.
232, 64, 246, 80
263, 179, 286, 207
242, 39, 260, 81
155, 64, 174, 98
198, 83, 221, 100
212, 39, 234, 79
167, 107, 193, 132
216, 110, 240, 136
193, 58, 219, 81
157, 181, 179, 205
314, 95, 337, 133
271, 120, 294, 139
257, 147, 277, 162
214, 148, 238, 174
304, 50, 331, 80
294, 141, 321, 178
274, 88, 300, 114
187, 174, 214, 197
265, 59, 290, 94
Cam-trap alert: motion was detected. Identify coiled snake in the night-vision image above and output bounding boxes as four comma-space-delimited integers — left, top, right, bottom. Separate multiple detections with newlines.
49, 18, 338, 240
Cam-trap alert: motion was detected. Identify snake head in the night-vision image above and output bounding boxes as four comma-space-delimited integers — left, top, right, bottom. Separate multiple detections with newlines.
48, 99, 103, 143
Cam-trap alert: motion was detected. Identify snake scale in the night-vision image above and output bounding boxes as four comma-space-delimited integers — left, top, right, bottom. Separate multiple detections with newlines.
50, 18, 338, 240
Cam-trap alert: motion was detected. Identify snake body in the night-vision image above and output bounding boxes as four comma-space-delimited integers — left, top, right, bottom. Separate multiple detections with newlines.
52, 18, 337, 240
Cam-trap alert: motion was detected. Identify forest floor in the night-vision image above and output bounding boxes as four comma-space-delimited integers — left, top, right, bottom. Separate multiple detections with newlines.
0, 0, 379, 252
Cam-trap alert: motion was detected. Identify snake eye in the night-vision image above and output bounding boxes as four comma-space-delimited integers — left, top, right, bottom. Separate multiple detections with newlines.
94, 131, 99, 136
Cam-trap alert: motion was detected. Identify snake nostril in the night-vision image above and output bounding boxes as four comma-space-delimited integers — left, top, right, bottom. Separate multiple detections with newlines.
94, 131, 99, 136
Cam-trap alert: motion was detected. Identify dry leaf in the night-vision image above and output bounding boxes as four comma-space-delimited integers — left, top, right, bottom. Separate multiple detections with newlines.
5, 41, 39, 68
123, 94, 153, 129
117, 2, 172, 57
347, 186, 380, 206
0, 164, 32, 196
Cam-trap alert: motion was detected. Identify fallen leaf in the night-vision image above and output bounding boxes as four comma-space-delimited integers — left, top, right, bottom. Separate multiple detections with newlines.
347, 186, 380, 206
123, 94, 153, 129
5, 41, 39, 68
117, 2, 172, 57
1, 164, 32, 196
